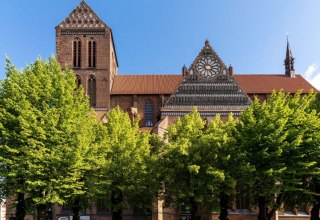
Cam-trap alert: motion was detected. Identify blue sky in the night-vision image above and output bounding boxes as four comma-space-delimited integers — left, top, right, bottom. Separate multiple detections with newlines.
0, 0, 320, 89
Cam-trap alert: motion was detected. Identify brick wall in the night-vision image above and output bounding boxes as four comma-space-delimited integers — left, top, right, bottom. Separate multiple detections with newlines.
56, 27, 116, 110
111, 95, 171, 127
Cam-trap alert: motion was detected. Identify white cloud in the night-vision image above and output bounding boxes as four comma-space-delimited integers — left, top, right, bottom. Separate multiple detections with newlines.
303, 63, 320, 90
305, 63, 318, 78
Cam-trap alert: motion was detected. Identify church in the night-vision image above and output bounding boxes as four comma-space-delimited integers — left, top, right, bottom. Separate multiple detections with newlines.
56, 1, 315, 133
49, 1, 318, 220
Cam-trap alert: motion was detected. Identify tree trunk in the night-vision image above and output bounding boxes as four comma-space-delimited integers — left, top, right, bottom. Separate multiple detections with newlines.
189, 197, 201, 220
36, 204, 48, 220
112, 209, 122, 220
310, 204, 320, 220
311, 182, 320, 220
112, 190, 123, 220
258, 196, 268, 220
219, 193, 229, 220
258, 193, 284, 220
15, 193, 26, 220
72, 197, 81, 220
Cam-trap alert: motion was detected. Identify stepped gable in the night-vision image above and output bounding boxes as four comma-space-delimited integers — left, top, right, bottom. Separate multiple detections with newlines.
57, 1, 108, 29
161, 40, 251, 117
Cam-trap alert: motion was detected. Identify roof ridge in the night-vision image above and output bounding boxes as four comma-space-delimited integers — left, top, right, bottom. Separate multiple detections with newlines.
115, 74, 181, 76
234, 74, 302, 76
111, 74, 317, 95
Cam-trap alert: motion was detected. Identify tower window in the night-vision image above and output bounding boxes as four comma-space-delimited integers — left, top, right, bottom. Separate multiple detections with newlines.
88, 75, 96, 107
88, 38, 96, 68
73, 38, 81, 68
144, 99, 154, 127
76, 75, 81, 88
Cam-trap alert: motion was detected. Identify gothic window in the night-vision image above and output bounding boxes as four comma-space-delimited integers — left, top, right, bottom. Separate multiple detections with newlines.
61, 204, 72, 213
88, 75, 96, 107
73, 38, 81, 68
76, 75, 81, 88
88, 38, 96, 68
236, 185, 250, 209
96, 199, 110, 213
144, 99, 154, 127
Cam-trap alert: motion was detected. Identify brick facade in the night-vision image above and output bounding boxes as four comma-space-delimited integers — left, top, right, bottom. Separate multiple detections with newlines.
111, 95, 170, 127
3, 2, 313, 220
56, 3, 118, 111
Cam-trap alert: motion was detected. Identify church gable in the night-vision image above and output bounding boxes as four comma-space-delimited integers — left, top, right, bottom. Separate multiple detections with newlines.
161, 40, 250, 117
57, 1, 108, 29
189, 40, 227, 76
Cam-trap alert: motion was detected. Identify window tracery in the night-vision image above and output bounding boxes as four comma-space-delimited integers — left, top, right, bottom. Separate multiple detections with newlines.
76, 75, 81, 88
144, 99, 154, 127
73, 38, 81, 68
88, 75, 96, 107
88, 38, 96, 68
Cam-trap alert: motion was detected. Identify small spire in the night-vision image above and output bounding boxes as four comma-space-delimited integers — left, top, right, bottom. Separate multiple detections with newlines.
228, 65, 234, 76
182, 65, 188, 76
205, 39, 209, 45
284, 35, 295, 78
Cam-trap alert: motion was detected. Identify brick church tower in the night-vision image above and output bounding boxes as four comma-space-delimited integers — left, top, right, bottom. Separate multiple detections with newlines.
56, 1, 118, 117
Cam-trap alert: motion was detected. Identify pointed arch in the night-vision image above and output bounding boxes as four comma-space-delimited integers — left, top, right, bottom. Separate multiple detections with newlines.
73, 38, 81, 68
88, 75, 96, 107
76, 75, 81, 88
144, 99, 154, 127
88, 38, 96, 68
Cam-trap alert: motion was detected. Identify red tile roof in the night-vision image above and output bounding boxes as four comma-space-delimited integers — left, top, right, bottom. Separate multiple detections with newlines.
111, 74, 317, 95
234, 74, 317, 94
112, 75, 183, 95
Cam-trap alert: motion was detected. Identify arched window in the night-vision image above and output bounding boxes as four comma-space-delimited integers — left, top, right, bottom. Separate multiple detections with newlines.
236, 185, 250, 209
96, 199, 110, 213
144, 99, 154, 127
75, 75, 81, 88
73, 38, 81, 68
88, 75, 96, 107
88, 38, 96, 68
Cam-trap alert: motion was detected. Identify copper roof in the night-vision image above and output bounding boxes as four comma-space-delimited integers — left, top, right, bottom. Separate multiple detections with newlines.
111, 74, 317, 95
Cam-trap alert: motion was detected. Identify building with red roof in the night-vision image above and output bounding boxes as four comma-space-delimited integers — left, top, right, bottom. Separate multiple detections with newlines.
56, 1, 316, 130
56, 1, 316, 133
52, 1, 318, 219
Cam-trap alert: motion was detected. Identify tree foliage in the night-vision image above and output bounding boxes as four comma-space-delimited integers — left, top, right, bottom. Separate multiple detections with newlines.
96, 106, 153, 220
237, 91, 320, 220
2, 57, 320, 220
0, 57, 100, 220
159, 108, 240, 220
202, 114, 245, 220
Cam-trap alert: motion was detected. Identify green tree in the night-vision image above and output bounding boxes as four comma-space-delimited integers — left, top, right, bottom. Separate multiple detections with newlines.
0, 57, 99, 220
311, 93, 320, 112
202, 114, 246, 220
288, 92, 320, 220
237, 91, 319, 220
67, 121, 107, 220
97, 106, 152, 220
278, 92, 320, 220
159, 108, 225, 220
